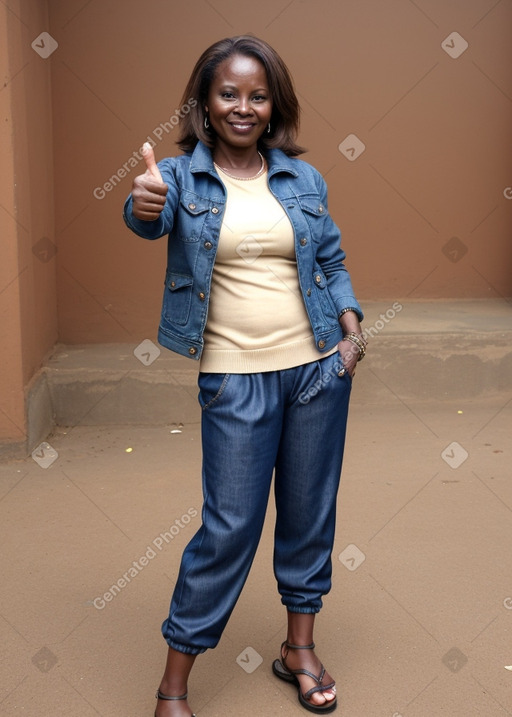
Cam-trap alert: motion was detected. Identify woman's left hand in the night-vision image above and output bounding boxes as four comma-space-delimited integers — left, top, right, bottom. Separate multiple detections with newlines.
337, 339, 359, 378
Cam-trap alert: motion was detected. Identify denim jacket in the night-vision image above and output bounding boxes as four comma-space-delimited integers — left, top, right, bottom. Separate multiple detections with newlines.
123, 141, 363, 361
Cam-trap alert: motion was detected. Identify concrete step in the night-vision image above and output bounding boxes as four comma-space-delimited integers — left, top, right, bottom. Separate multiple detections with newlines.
44, 300, 512, 427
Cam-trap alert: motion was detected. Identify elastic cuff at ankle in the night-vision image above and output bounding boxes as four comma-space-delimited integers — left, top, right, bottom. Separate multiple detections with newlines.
165, 639, 208, 656
284, 605, 321, 615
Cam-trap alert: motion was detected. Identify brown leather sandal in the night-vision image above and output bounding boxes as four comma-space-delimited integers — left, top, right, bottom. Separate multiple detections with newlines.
154, 689, 196, 717
272, 641, 337, 714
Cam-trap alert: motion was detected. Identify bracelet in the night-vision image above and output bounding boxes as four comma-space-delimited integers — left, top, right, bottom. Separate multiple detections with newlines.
345, 330, 367, 347
345, 332, 366, 351
344, 336, 365, 361
338, 307, 357, 318
344, 332, 366, 361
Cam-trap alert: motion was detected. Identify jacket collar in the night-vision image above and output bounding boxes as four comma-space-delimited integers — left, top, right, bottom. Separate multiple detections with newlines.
188, 140, 299, 178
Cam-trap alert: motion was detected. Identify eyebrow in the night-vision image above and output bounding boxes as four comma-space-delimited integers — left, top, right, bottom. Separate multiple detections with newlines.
218, 84, 268, 92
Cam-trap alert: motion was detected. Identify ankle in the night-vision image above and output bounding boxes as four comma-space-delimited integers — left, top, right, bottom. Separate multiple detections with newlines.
285, 639, 315, 648
286, 611, 315, 646
158, 681, 188, 697
158, 647, 196, 698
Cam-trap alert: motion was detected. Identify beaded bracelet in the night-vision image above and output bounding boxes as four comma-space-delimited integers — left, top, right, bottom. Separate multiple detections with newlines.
345, 332, 366, 351
338, 307, 358, 318
346, 330, 367, 348
344, 332, 366, 361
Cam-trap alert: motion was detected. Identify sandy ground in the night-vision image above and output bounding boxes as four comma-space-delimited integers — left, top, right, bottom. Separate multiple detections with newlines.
1, 300, 512, 716
1, 385, 511, 716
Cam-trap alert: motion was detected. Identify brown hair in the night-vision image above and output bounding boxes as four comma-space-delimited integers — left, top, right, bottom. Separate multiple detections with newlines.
176, 36, 305, 157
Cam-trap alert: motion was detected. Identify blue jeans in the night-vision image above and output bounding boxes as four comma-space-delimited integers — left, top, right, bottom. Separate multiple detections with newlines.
161, 352, 352, 655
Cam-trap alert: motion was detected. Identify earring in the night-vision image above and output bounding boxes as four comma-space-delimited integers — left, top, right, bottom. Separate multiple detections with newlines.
204, 115, 210, 130
266, 122, 271, 134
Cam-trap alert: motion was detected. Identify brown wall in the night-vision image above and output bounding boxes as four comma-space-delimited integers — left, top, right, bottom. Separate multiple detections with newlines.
0, 0, 57, 445
1, 0, 511, 446
48, 0, 512, 344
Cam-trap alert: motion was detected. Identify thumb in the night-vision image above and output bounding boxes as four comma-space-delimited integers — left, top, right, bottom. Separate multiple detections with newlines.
142, 142, 163, 182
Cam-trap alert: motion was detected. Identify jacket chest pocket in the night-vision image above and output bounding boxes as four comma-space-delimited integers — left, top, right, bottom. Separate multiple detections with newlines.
163, 272, 194, 326
177, 195, 211, 242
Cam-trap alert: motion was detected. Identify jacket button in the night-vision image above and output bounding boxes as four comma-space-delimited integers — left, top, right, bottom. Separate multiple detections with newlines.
315, 274, 322, 283
318, 205, 324, 213
188, 203, 196, 210
300, 237, 307, 246
204, 241, 213, 250
318, 340, 326, 349
170, 281, 176, 288
199, 292, 205, 301
306, 288, 312, 297
188, 347, 197, 355
211, 207, 219, 214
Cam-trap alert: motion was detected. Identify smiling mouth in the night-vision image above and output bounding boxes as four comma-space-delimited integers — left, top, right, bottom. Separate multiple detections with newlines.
229, 122, 255, 131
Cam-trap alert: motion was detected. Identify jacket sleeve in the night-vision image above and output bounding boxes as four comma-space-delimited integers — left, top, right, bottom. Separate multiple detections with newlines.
122, 158, 180, 240
314, 171, 364, 321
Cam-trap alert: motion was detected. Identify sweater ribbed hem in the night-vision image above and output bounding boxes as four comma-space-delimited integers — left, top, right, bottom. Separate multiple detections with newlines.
199, 337, 338, 374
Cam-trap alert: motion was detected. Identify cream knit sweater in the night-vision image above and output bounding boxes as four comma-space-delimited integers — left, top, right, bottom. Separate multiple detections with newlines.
200, 167, 335, 373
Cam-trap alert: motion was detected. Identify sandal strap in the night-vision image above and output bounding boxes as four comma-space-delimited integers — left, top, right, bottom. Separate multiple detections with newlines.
280, 642, 336, 702
285, 662, 327, 686
281, 641, 316, 674
284, 641, 315, 650
303, 679, 336, 701
281, 642, 328, 682
291, 667, 324, 682
155, 689, 188, 701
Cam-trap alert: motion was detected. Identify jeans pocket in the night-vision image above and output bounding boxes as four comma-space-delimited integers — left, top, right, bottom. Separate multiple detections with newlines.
198, 372, 231, 410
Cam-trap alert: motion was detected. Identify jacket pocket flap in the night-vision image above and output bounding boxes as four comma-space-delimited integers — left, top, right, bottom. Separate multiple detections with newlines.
298, 195, 326, 216
167, 273, 193, 291
179, 195, 210, 215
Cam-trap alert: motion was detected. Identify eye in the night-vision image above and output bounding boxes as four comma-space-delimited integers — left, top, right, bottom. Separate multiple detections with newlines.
221, 91, 236, 99
252, 95, 267, 102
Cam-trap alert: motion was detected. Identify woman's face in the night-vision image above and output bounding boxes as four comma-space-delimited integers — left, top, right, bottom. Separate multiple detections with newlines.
205, 53, 273, 152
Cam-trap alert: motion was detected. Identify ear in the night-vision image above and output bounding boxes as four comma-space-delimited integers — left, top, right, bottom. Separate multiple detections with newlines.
204, 105, 209, 113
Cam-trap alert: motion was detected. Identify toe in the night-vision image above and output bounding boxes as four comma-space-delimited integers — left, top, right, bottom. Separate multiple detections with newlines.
308, 687, 336, 706
310, 692, 328, 705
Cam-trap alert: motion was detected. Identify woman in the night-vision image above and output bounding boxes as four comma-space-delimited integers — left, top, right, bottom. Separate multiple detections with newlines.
124, 35, 365, 717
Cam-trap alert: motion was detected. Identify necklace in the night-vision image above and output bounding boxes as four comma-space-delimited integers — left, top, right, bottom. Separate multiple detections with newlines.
214, 151, 265, 181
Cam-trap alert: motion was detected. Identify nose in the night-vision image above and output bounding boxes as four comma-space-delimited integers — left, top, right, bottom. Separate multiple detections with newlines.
234, 96, 252, 115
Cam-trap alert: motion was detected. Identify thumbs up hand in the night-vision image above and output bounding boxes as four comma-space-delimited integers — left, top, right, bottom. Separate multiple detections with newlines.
141, 142, 164, 182
131, 143, 168, 221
